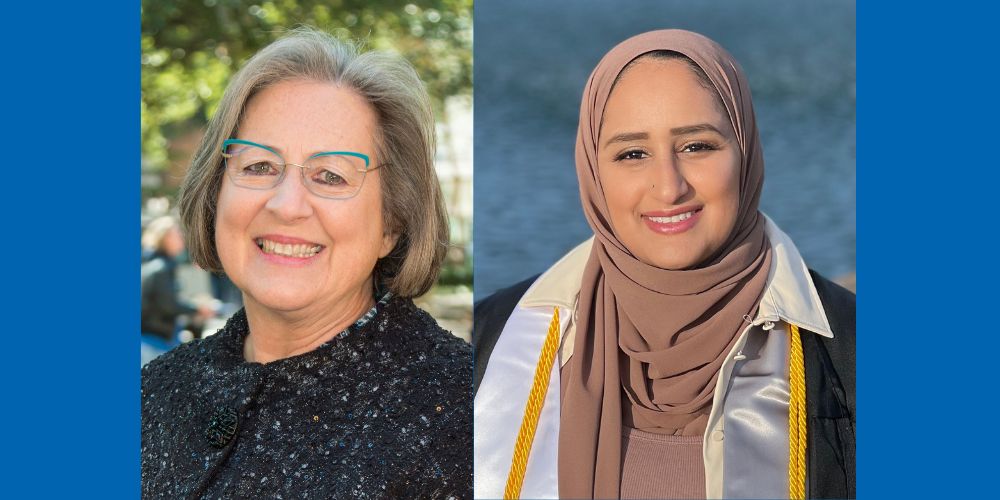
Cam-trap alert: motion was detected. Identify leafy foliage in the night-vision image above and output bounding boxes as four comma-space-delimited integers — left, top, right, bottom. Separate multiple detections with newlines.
141, 0, 472, 173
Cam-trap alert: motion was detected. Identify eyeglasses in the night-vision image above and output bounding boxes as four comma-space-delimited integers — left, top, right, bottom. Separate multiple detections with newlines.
220, 139, 384, 200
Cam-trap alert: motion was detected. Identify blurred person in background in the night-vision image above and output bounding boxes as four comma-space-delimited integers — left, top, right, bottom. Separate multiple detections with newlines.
474, 30, 854, 499
209, 270, 243, 316
140, 216, 215, 366
141, 28, 471, 498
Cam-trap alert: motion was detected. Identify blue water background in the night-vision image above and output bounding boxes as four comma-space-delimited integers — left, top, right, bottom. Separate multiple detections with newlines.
473, 0, 856, 297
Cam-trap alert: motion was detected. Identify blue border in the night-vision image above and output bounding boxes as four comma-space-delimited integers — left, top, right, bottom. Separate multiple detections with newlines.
860, 1, 999, 497
1, 1, 998, 497
0, 5, 139, 497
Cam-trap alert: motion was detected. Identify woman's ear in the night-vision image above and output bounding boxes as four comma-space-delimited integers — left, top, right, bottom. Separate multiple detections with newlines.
379, 230, 400, 259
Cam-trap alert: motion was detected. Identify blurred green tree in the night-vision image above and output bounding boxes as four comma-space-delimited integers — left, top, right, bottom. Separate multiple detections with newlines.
142, 0, 472, 184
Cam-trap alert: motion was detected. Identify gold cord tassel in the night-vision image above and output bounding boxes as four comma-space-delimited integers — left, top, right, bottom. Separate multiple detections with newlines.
504, 308, 561, 499
788, 323, 807, 499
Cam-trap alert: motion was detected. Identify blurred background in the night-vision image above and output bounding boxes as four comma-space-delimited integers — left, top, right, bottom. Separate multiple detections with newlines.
141, 0, 473, 363
474, 0, 856, 297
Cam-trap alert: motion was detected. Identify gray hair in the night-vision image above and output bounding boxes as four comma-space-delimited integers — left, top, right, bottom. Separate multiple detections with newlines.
178, 27, 448, 297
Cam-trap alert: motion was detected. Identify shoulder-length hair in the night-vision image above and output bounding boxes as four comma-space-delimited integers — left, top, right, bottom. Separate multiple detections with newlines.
178, 28, 448, 298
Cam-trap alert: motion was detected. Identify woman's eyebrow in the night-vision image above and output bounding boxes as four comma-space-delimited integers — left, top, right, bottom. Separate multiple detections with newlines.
234, 141, 359, 157
602, 124, 724, 148
603, 132, 649, 147
237, 138, 285, 154
671, 123, 723, 136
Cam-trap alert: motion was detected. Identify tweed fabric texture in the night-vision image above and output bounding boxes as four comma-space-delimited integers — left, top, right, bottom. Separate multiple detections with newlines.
141, 296, 472, 499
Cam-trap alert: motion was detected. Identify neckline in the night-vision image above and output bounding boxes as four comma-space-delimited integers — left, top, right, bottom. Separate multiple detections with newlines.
622, 426, 704, 444
211, 291, 394, 372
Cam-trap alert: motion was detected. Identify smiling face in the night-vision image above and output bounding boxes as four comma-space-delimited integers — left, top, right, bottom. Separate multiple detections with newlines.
215, 79, 397, 315
598, 58, 741, 270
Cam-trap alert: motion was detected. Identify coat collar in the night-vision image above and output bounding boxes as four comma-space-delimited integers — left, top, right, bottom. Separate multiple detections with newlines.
756, 215, 833, 337
520, 214, 833, 338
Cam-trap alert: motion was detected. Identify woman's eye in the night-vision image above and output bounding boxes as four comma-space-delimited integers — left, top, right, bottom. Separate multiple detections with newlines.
243, 162, 278, 175
680, 142, 717, 153
614, 150, 649, 162
316, 170, 347, 186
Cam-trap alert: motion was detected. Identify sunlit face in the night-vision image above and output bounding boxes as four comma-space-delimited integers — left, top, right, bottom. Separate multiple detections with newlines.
598, 58, 741, 270
215, 80, 397, 314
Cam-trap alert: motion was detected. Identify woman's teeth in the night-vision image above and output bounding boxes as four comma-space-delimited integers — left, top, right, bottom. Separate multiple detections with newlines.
255, 239, 323, 258
647, 211, 696, 223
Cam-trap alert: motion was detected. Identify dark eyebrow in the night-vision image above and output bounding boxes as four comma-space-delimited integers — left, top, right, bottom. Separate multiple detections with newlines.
603, 132, 649, 148
670, 123, 724, 136
602, 124, 725, 148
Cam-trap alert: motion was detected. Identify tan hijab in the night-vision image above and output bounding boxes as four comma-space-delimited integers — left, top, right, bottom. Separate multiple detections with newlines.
558, 30, 773, 498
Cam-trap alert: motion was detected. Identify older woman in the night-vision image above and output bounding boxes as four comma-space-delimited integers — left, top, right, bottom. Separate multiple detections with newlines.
141, 29, 471, 498
474, 30, 854, 499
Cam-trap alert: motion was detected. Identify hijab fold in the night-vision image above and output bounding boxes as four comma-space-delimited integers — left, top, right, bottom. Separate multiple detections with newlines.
557, 30, 773, 499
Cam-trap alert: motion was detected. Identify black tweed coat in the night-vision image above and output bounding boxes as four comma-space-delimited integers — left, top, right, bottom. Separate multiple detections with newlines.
142, 295, 472, 499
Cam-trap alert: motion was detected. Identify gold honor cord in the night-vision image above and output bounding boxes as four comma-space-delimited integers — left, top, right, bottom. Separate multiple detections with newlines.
503, 313, 809, 500
788, 323, 807, 499
504, 308, 561, 500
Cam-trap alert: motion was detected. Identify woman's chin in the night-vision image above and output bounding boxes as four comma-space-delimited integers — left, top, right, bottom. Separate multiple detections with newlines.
243, 286, 322, 314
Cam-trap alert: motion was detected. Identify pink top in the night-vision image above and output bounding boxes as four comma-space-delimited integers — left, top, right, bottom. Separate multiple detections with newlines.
620, 427, 706, 499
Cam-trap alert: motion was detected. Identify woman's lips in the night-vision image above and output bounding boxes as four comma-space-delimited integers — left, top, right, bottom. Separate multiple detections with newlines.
253, 235, 325, 265
642, 208, 702, 235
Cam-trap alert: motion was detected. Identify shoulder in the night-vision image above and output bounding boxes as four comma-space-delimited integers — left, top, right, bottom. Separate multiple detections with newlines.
142, 336, 211, 387
809, 271, 855, 324
803, 270, 855, 418
372, 297, 472, 399
141, 331, 230, 409
473, 276, 538, 337
473, 237, 593, 347
806, 269, 855, 359
471, 239, 595, 394
379, 296, 472, 361
472, 276, 538, 393
374, 296, 471, 399
370, 298, 473, 496
474, 276, 537, 325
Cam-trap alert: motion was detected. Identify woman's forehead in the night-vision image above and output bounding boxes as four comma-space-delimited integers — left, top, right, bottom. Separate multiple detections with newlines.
237, 80, 378, 153
600, 59, 731, 138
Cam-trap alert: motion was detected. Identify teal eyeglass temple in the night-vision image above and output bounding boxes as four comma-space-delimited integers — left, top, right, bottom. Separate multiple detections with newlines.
221, 138, 376, 170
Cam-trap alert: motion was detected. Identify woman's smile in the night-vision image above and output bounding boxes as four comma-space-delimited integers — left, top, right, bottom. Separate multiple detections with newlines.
253, 234, 326, 265
641, 206, 703, 234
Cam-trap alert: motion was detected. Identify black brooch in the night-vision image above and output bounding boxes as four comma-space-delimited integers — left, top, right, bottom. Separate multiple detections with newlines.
205, 406, 239, 449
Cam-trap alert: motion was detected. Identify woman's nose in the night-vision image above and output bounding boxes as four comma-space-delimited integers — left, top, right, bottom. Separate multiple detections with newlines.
264, 167, 315, 221
651, 155, 690, 203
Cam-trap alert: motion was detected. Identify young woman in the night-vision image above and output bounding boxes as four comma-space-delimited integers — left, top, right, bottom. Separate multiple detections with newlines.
474, 30, 854, 499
